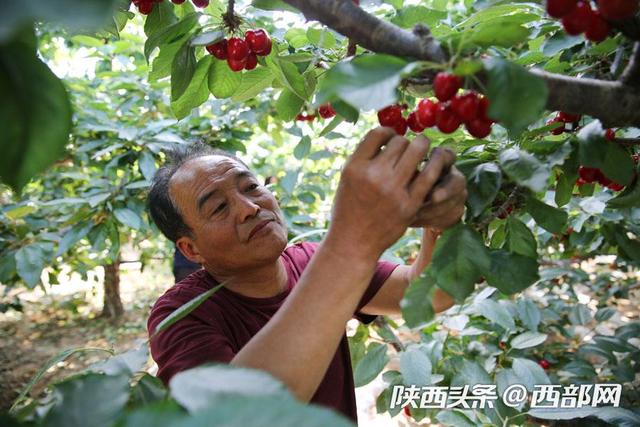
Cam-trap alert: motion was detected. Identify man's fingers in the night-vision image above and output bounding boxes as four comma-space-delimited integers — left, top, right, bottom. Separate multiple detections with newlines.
424, 167, 467, 204
350, 127, 397, 161
409, 147, 457, 201
376, 135, 410, 166
394, 134, 431, 184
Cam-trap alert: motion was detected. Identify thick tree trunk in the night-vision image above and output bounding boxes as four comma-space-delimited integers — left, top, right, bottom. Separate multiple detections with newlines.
101, 256, 123, 319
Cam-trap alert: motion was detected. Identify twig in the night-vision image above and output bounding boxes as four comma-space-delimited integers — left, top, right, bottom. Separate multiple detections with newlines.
620, 42, 640, 87
373, 317, 405, 352
223, 0, 241, 33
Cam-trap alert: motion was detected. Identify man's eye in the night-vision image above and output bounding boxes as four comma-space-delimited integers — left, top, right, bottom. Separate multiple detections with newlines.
247, 183, 259, 191
213, 203, 226, 214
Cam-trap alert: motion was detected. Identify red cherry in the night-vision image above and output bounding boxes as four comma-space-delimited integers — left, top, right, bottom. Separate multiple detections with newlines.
245, 29, 272, 56
578, 166, 600, 183
318, 103, 336, 119
466, 118, 493, 138
546, 0, 578, 18
392, 118, 408, 135
576, 177, 588, 186
557, 111, 581, 123
607, 181, 624, 191
191, 0, 209, 7
604, 128, 616, 141
498, 341, 507, 350
433, 72, 462, 102
598, 173, 613, 187
407, 111, 426, 133
477, 97, 495, 123
171, 0, 186, 3
598, 0, 639, 21
435, 103, 462, 134
539, 359, 551, 370
245, 52, 257, 70
450, 92, 480, 123
633, 154, 639, 164
416, 99, 438, 127
206, 39, 228, 60
138, 1, 154, 14
561, 1, 592, 35
377, 104, 403, 127
547, 119, 565, 135
404, 406, 412, 417
498, 205, 514, 219
227, 57, 247, 72
227, 37, 249, 61
585, 10, 611, 42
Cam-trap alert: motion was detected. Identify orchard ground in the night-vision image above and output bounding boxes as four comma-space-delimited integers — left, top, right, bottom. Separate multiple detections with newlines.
1, 248, 638, 425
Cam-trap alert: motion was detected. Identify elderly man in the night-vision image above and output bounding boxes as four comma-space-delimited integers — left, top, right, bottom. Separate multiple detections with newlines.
146, 128, 467, 423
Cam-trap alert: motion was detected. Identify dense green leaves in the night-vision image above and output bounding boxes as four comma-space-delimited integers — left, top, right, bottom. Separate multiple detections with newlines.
525, 196, 568, 234
15, 243, 48, 287
484, 58, 548, 136
578, 121, 636, 186
354, 343, 389, 387
466, 163, 502, 217
499, 148, 550, 192
485, 249, 540, 294
400, 271, 437, 328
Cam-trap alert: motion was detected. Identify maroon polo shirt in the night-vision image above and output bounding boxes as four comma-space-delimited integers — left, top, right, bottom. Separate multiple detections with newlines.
147, 241, 400, 423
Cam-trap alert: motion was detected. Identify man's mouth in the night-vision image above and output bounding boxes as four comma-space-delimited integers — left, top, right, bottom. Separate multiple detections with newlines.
249, 219, 273, 240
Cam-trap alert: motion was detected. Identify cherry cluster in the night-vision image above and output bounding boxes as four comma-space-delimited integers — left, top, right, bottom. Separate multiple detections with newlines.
377, 73, 495, 138
206, 29, 272, 72
577, 166, 625, 190
295, 104, 336, 122
546, 111, 582, 135
134, 0, 209, 15
546, 0, 639, 42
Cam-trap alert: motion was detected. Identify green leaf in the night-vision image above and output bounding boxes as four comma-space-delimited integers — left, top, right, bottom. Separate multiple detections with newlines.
316, 54, 416, 112
150, 39, 186, 81
152, 283, 224, 338
354, 343, 389, 387
43, 373, 130, 427
578, 120, 635, 186
512, 358, 550, 391
466, 162, 502, 217
171, 41, 197, 102
569, 303, 593, 325
144, 12, 199, 60
0, 32, 72, 192
505, 216, 537, 258
306, 28, 336, 49
266, 56, 309, 101
511, 332, 547, 349
170, 365, 289, 413
554, 172, 574, 207
400, 346, 432, 387
528, 407, 640, 426
116, 400, 182, 427
451, 360, 492, 387
485, 249, 539, 294
293, 136, 311, 160
208, 58, 243, 99
516, 299, 541, 331
57, 222, 94, 256
144, 1, 177, 37
15, 243, 47, 288
484, 58, 548, 136
113, 208, 142, 230
607, 177, 640, 209
138, 151, 157, 181
251, 0, 299, 12
470, 22, 530, 48
436, 410, 476, 427
331, 99, 359, 123
525, 196, 568, 234
430, 223, 490, 303
231, 67, 275, 103
499, 148, 550, 192
190, 30, 224, 47
542, 32, 584, 56
276, 88, 304, 122
89, 344, 149, 376
171, 55, 212, 119
400, 271, 437, 328
391, 6, 447, 28
476, 299, 516, 331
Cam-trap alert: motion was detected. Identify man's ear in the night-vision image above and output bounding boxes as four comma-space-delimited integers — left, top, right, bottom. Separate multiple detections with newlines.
176, 237, 204, 265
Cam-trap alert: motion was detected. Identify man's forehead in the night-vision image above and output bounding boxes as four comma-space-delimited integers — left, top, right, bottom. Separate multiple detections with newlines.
173, 155, 249, 183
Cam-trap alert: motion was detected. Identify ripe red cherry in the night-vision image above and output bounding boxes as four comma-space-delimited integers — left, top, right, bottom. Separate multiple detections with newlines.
547, 119, 565, 135
477, 96, 495, 123
206, 39, 228, 60
227, 57, 247, 72
403, 406, 412, 417
433, 72, 462, 102
585, 10, 611, 42
498, 205, 514, 219
192, 0, 209, 7
377, 104, 403, 127
435, 103, 462, 134
607, 181, 624, 191
576, 177, 588, 186
633, 154, 639, 164
451, 92, 480, 123
557, 111, 581, 123
138, 1, 154, 14
407, 112, 426, 133
598, 0, 639, 21
466, 118, 493, 138
172, 0, 186, 3
245, 52, 257, 70
604, 128, 616, 141
392, 118, 408, 135
416, 99, 438, 127
562, 1, 592, 35
539, 359, 551, 370
227, 37, 249, 61
578, 166, 600, 183
546, 0, 578, 18
245, 29, 272, 56
318, 103, 336, 119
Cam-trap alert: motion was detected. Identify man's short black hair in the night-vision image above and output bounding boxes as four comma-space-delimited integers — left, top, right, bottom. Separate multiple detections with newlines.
147, 141, 248, 243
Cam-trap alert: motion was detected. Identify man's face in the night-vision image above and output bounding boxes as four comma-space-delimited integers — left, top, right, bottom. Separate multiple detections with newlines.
170, 155, 288, 274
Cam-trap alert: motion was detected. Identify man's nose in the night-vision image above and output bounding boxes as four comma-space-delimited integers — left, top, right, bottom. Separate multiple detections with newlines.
235, 194, 260, 222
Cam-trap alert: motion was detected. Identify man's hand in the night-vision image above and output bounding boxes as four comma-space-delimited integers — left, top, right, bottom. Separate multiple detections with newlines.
409, 153, 467, 230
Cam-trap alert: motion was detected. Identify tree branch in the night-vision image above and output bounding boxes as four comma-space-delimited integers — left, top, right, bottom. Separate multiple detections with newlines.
283, 0, 640, 127
620, 42, 640, 87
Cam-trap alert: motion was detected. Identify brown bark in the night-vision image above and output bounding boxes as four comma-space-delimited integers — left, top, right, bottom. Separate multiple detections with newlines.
101, 256, 123, 319
283, 0, 640, 127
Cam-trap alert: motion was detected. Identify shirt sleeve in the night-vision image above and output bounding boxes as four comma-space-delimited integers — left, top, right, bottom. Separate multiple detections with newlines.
147, 295, 236, 386
353, 259, 401, 325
